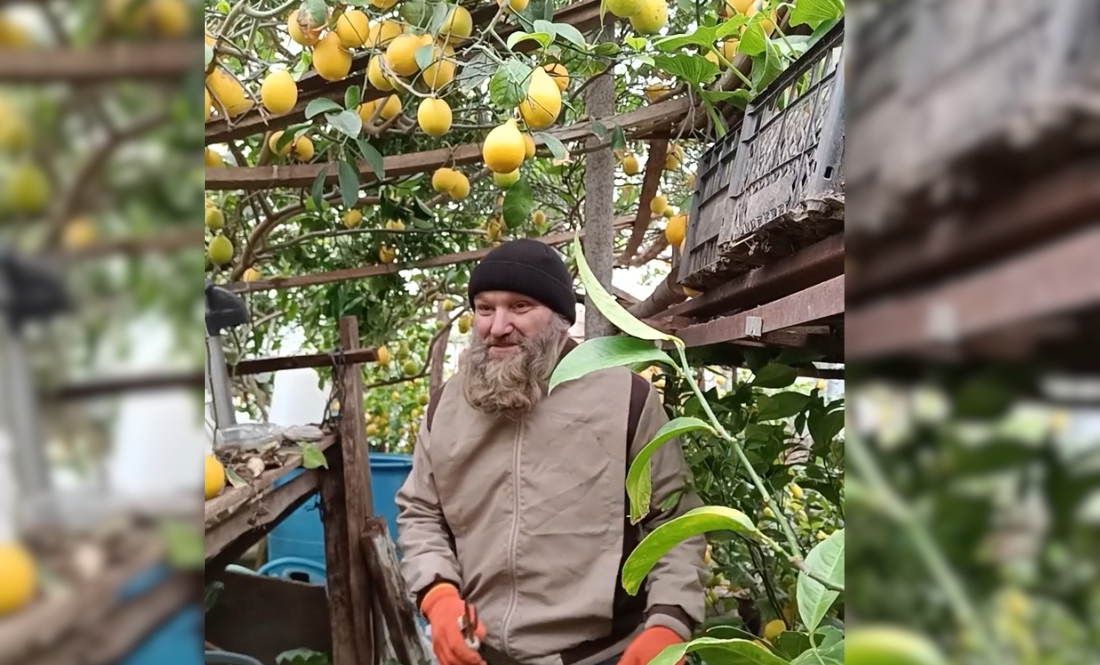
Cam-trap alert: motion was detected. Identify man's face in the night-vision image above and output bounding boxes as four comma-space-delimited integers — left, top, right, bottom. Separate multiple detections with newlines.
472, 290, 557, 358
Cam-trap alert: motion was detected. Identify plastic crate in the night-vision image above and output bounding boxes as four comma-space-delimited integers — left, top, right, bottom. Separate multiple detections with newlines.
848, 0, 1100, 236
680, 20, 845, 290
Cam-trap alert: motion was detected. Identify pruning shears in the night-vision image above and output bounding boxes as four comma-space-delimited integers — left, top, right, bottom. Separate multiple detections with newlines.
458, 602, 481, 651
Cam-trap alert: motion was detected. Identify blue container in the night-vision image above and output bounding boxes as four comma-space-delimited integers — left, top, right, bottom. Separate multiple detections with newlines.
258, 557, 327, 586
267, 452, 413, 565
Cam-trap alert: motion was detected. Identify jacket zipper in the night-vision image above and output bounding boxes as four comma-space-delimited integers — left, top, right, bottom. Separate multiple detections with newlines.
500, 416, 524, 658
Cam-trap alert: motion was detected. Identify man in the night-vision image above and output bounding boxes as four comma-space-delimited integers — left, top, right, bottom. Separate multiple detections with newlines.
395, 239, 706, 665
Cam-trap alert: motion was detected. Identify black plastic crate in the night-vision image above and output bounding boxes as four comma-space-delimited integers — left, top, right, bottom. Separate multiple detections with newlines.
848, 0, 1100, 238
680, 20, 845, 290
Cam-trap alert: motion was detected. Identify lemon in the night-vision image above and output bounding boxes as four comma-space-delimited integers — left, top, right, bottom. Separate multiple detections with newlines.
420, 45, 456, 90
378, 95, 402, 120
397, 342, 410, 359
343, 210, 362, 228
207, 235, 234, 266
371, 0, 399, 9
0, 15, 32, 47
763, 619, 785, 641
665, 144, 683, 170
5, 162, 49, 214
292, 135, 315, 161
724, 0, 755, 13
440, 299, 454, 311
205, 207, 225, 230
665, 213, 686, 246
367, 56, 395, 91
357, 100, 379, 124
260, 70, 298, 115
630, 0, 668, 34
685, 172, 696, 190
621, 153, 640, 175
845, 626, 946, 665
720, 38, 739, 62
287, 9, 320, 46
402, 360, 419, 376
439, 5, 472, 44
268, 130, 292, 157
789, 483, 804, 499
417, 98, 452, 137
243, 268, 261, 282
379, 245, 396, 263
149, 0, 189, 37
0, 542, 37, 615
457, 314, 471, 334
385, 33, 424, 78
61, 218, 97, 250
0, 98, 30, 152
523, 133, 536, 159
650, 194, 668, 216
366, 423, 379, 436
384, 219, 405, 230
204, 88, 211, 122
493, 169, 520, 189
205, 455, 226, 500
365, 20, 403, 47
376, 345, 391, 365
482, 119, 526, 173
313, 33, 352, 82
206, 68, 252, 117
543, 63, 569, 92
449, 172, 470, 199
519, 67, 562, 130
205, 147, 224, 167
606, 0, 644, 17
644, 84, 670, 101
432, 167, 460, 193
335, 9, 370, 48
815, 530, 828, 541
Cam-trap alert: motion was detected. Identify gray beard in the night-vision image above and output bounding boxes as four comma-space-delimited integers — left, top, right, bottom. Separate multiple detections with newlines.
460, 316, 569, 420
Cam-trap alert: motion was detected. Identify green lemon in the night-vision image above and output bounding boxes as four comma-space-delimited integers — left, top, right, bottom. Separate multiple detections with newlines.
845, 626, 947, 665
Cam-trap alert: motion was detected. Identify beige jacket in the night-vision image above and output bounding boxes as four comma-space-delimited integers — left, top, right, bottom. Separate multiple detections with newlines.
395, 345, 706, 665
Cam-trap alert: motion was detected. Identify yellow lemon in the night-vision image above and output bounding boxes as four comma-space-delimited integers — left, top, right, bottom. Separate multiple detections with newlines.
686, 172, 696, 189
371, 0, 399, 9
448, 171, 470, 199
543, 63, 569, 92
205, 207, 225, 230
420, 45, 456, 90
313, 33, 352, 82
385, 33, 424, 78
268, 130, 293, 157
260, 70, 298, 115
493, 169, 520, 189
204, 88, 212, 122
665, 213, 686, 246
789, 483, 804, 499
457, 314, 472, 334
335, 9, 370, 48
402, 360, 419, 376
205, 146, 224, 167
208, 235, 234, 266
287, 8, 321, 46
5, 162, 50, 214
379, 245, 396, 263
630, 0, 668, 34
650, 194, 668, 216
621, 153, 640, 175
439, 5, 472, 44
365, 20, 403, 47
288, 135, 314, 161
385, 218, 405, 230
724, 0, 755, 14
206, 68, 252, 117
343, 209, 363, 228
482, 119, 527, 174
367, 56, 395, 91
763, 619, 785, 641
357, 100, 379, 124
367, 423, 378, 436
432, 167, 461, 193
243, 267, 261, 282
61, 218, 97, 250
417, 97, 452, 137
644, 83, 670, 101
721, 38, 739, 62
378, 94, 402, 120
0, 542, 37, 615
376, 345, 391, 365
149, 0, 189, 37
0, 98, 30, 152
523, 133, 536, 159
205, 455, 226, 500
519, 67, 562, 130
531, 210, 546, 225
606, 0, 644, 17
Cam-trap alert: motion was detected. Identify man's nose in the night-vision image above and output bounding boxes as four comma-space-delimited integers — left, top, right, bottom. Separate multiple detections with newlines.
488, 309, 513, 338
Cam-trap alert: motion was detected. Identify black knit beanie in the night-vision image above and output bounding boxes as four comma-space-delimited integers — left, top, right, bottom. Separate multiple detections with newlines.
468, 239, 576, 324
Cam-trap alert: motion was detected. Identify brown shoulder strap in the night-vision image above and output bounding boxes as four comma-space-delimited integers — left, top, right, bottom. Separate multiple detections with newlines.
627, 372, 649, 457
426, 384, 445, 432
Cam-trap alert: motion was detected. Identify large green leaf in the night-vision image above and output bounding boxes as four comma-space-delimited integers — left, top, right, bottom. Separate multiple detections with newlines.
627, 417, 715, 523
796, 529, 844, 632
752, 363, 797, 388
305, 98, 342, 119
808, 408, 844, 448
653, 16, 748, 52
623, 506, 757, 594
572, 235, 674, 343
489, 58, 532, 109
337, 158, 359, 210
757, 392, 809, 422
549, 336, 674, 392
354, 138, 385, 181
653, 53, 720, 86
502, 179, 534, 229
790, 0, 845, 29
650, 637, 790, 665
790, 627, 844, 665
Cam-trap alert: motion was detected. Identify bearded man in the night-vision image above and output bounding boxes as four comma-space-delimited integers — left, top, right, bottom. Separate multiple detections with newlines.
395, 239, 706, 665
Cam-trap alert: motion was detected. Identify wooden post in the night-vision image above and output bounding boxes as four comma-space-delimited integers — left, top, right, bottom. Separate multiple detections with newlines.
361, 517, 429, 665
320, 316, 376, 665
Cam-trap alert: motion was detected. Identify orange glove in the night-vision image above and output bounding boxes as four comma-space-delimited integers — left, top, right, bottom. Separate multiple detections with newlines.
618, 626, 684, 665
421, 583, 486, 665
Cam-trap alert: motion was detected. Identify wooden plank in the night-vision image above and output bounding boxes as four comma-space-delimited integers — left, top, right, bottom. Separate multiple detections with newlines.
320, 317, 375, 665
619, 140, 668, 265
846, 227, 1100, 360
361, 518, 428, 665
232, 348, 378, 376
205, 98, 693, 191
0, 43, 197, 82
50, 229, 202, 261
227, 218, 634, 293
672, 276, 845, 348
43, 371, 204, 402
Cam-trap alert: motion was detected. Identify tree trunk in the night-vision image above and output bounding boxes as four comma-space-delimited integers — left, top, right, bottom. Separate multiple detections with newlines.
628, 272, 688, 319
429, 302, 450, 395
582, 15, 617, 340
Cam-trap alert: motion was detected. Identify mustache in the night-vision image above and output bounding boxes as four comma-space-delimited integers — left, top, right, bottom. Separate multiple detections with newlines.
485, 333, 525, 347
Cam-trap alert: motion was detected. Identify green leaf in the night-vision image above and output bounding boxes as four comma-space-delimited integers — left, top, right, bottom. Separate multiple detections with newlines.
653, 53, 719, 86
752, 363, 797, 389
161, 520, 203, 569
457, 50, 494, 92
572, 235, 674, 343
355, 138, 385, 181
796, 529, 844, 632
204, 45, 214, 66
501, 179, 534, 229
611, 125, 627, 152
624, 36, 647, 50
590, 122, 608, 139
414, 43, 436, 70
300, 442, 329, 470
738, 22, 768, 56
752, 43, 787, 90
302, 0, 328, 28
701, 89, 752, 108
337, 159, 359, 210
593, 42, 621, 57
549, 336, 674, 392
623, 506, 757, 594
653, 16, 748, 52
305, 98, 343, 119
310, 165, 329, 213
532, 131, 566, 159
757, 392, 810, 422
344, 85, 361, 110
790, 0, 845, 30
627, 417, 715, 523
489, 59, 533, 109
550, 22, 586, 47
507, 31, 554, 50
774, 631, 812, 660
327, 109, 363, 138
650, 638, 790, 665
225, 466, 248, 489
427, 1, 451, 32
808, 408, 844, 448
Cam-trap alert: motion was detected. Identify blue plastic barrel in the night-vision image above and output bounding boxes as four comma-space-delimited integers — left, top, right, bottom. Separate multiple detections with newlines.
267, 452, 413, 565
257, 557, 327, 586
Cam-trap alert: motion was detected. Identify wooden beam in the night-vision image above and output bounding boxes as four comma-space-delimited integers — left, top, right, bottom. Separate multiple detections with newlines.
0, 43, 197, 82
43, 371, 204, 402
846, 227, 1100, 360
231, 348, 378, 376
619, 140, 668, 265
227, 218, 633, 293
205, 98, 693, 191
52, 229, 202, 261
361, 518, 429, 665
320, 317, 375, 665
672, 275, 845, 348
